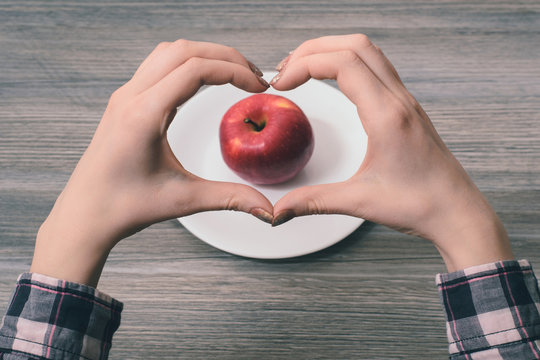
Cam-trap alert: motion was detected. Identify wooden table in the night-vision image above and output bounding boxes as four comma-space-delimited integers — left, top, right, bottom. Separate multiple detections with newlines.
1, 1, 539, 358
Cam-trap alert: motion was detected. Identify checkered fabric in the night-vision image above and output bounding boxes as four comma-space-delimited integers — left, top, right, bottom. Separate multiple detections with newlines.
437, 259, 540, 360
0, 273, 123, 360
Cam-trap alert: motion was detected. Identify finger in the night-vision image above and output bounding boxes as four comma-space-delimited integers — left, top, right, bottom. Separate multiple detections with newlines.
127, 39, 261, 95
272, 181, 372, 226
162, 177, 274, 224
271, 51, 392, 121
145, 57, 269, 118
282, 34, 404, 94
132, 41, 172, 79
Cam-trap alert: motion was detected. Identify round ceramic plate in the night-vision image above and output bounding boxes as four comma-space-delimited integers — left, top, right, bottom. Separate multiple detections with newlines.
167, 71, 368, 259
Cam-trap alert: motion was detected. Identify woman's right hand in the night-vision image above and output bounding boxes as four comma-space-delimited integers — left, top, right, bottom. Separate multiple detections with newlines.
31, 39, 273, 287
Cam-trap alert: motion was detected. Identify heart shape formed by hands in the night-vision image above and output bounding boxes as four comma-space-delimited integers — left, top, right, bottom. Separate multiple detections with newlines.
31, 35, 512, 284
167, 71, 367, 258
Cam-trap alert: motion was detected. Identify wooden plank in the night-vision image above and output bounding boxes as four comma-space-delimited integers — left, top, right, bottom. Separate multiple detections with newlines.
1, 1, 539, 358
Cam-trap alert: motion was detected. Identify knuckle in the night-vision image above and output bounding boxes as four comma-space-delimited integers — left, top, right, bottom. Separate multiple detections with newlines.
298, 38, 316, 52
171, 38, 191, 52
121, 100, 146, 123
182, 57, 208, 85
155, 41, 171, 51
306, 197, 326, 215
183, 57, 206, 79
224, 45, 240, 59
106, 85, 133, 112
122, 96, 161, 125
351, 33, 372, 48
339, 49, 361, 65
108, 87, 124, 106
223, 194, 239, 211
184, 56, 203, 68
384, 100, 411, 128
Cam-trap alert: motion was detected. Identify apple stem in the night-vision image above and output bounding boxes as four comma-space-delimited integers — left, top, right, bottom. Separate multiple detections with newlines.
244, 118, 264, 132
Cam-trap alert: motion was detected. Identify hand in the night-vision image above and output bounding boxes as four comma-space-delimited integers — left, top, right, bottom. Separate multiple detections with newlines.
31, 40, 273, 286
271, 34, 513, 271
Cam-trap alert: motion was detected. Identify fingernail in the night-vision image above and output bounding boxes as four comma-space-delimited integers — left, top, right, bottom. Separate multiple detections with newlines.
275, 54, 290, 72
270, 72, 281, 86
248, 61, 264, 77
272, 210, 295, 227
257, 75, 270, 88
250, 208, 273, 224
276, 50, 294, 71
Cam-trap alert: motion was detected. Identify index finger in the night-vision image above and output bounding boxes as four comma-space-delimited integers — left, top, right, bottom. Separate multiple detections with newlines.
271, 50, 393, 124
284, 34, 405, 95
142, 57, 269, 130
126, 40, 262, 96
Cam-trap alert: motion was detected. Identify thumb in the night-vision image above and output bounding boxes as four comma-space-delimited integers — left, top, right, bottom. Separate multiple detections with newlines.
184, 178, 274, 224
272, 181, 370, 226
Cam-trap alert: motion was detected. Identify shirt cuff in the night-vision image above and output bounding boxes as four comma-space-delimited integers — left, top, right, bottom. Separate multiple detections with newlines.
437, 259, 540, 359
0, 273, 123, 360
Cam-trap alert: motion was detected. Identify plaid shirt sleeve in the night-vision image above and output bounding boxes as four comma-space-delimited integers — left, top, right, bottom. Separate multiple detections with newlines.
437, 259, 540, 360
0, 273, 123, 360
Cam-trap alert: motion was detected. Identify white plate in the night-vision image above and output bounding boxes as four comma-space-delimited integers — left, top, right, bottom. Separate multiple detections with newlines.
167, 71, 368, 259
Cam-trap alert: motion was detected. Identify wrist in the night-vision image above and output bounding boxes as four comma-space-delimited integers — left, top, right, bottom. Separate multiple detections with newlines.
30, 210, 113, 288
428, 190, 514, 272
435, 214, 513, 272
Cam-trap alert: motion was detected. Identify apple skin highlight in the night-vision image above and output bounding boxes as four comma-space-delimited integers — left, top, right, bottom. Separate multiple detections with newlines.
219, 94, 314, 185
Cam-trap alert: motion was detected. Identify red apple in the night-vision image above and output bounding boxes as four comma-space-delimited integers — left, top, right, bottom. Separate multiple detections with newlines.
219, 94, 314, 185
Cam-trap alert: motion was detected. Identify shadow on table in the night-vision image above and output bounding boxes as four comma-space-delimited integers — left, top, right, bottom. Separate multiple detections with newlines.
248, 221, 377, 264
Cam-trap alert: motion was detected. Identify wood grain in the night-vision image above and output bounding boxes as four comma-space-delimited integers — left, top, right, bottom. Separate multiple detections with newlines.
1, 1, 539, 359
